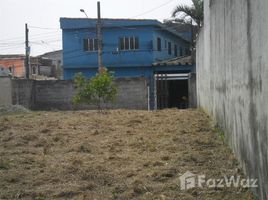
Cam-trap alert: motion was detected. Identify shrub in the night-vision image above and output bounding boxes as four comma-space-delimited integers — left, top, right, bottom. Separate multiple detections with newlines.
73, 69, 117, 111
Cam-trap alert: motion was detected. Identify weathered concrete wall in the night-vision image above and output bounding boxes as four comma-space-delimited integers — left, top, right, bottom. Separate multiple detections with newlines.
0, 77, 12, 106
11, 77, 148, 110
114, 78, 148, 110
33, 80, 75, 110
12, 79, 34, 109
188, 73, 197, 108
196, 0, 268, 199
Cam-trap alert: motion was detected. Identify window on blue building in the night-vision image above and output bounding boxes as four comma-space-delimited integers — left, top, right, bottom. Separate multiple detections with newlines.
125, 37, 130, 49
157, 37, 161, 51
119, 38, 124, 50
119, 37, 139, 50
83, 38, 98, 52
135, 37, 139, 49
174, 45, 178, 57
130, 37, 134, 50
168, 42, 171, 55
180, 47, 183, 56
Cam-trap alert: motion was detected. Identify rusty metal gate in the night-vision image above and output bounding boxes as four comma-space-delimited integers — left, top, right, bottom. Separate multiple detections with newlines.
156, 73, 169, 109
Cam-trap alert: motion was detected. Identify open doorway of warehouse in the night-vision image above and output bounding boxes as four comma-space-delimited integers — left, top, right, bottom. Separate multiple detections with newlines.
156, 73, 189, 109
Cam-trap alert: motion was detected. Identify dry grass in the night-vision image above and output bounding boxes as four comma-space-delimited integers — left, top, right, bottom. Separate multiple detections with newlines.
0, 109, 254, 200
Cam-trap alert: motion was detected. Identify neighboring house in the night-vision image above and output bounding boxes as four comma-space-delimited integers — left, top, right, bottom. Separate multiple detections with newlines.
60, 18, 195, 109
163, 22, 198, 43
39, 50, 63, 79
0, 54, 39, 78
0, 54, 60, 79
0, 66, 11, 77
0, 55, 25, 78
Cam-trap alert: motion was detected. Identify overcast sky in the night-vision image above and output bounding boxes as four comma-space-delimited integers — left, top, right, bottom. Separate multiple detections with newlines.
0, 0, 192, 56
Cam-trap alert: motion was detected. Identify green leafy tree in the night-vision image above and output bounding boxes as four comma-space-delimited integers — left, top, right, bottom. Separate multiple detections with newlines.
73, 69, 117, 111
171, 0, 204, 28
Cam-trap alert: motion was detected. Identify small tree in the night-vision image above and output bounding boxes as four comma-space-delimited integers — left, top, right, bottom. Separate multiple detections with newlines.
171, 0, 204, 29
73, 69, 117, 111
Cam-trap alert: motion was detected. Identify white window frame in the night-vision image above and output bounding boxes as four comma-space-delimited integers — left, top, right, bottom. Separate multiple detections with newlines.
119, 36, 139, 51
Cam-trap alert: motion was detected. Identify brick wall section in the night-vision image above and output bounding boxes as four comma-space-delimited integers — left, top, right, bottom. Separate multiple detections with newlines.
10, 77, 148, 110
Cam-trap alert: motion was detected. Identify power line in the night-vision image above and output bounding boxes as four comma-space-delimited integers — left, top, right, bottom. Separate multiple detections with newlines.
31, 39, 62, 45
131, 0, 176, 18
31, 36, 62, 43
0, 42, 24, 46
0, 31, 60, 43
28, 25, 60, 30
0, 44, 25, 51
0, 35, 61, 50
31, 42, 57, 51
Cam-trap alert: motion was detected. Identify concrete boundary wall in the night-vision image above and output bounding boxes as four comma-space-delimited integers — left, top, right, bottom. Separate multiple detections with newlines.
0, 77, 12, 106
188, 73, 197, 108
12, 79, 34, 109
197, 0, 268, 199
0, 77, 148, 110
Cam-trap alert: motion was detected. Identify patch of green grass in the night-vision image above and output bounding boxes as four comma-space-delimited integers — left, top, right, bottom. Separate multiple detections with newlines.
214, 125, 225, 141
219, 130, 225, 141
35, 197, 46, 200
0, 159, 10, 170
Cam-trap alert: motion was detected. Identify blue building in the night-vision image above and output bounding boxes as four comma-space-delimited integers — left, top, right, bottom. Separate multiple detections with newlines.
60, 18, 195, 109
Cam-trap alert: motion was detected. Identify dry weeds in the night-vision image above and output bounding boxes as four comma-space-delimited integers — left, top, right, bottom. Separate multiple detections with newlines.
0, 109, 254, 200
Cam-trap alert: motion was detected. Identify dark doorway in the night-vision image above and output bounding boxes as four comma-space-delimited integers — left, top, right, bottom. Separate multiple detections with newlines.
156, 75, 189, 109
168, 80, 188, 109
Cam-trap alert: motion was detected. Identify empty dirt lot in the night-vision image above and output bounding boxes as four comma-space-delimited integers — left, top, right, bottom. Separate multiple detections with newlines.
0, 109, 254, 200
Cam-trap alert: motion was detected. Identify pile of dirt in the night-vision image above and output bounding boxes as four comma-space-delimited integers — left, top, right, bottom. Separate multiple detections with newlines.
0, 109, 254, 200
0, 105, 30, 115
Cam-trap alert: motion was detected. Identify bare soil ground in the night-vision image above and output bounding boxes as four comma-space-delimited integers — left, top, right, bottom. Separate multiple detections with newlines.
0, 109, 254, 200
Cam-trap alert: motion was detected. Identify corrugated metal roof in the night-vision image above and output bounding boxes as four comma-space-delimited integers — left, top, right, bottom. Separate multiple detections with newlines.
153, 56, 193, 66
38, 50, 62, 57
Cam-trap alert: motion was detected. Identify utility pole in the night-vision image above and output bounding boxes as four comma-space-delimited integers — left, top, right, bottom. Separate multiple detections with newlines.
25, 23, 30, 79
190, 19, 193, 53
97, 1, 103, 72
